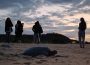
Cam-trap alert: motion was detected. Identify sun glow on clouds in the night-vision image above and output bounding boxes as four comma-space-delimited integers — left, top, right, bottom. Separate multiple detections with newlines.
65, 13, 90, 28
81, 6, 90, 10
22, 21, 34, 29
62, 29, 75, 33
22, 4, 74, 29
86, 35, 90, 40
67, 22, 78, 26
49, 16, 61, 22
23, 4, 72, 18
35, 4, 73, 17
36, 4, 67, 14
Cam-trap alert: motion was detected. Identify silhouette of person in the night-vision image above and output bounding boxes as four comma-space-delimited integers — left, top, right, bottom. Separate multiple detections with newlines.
15, 20, 23, 42
5, 17, 13, 43
32, 21, 43, 44
23, 47, 57, 57
78, 17, 87, 48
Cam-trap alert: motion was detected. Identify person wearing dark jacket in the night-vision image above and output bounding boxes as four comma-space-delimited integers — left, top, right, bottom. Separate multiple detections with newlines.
78, 17, 87, 48
5, 17, 13, 43
32, 21, 43, 44
15, 20, 23, 42
23, 47, 57, 57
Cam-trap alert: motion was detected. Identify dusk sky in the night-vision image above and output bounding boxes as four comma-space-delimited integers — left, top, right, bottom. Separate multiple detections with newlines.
0, 0, 90, 42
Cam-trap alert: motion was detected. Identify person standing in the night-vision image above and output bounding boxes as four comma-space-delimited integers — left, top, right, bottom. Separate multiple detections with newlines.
32, 21, 43, 44
5, 17, 13, 43
15, 20, 23, 43
78, 17, 87, 48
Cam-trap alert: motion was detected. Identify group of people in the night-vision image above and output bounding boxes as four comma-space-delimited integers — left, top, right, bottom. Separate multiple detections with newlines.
5, 17, 23, 43
4, 17, 87, 48
5, 17, 43, 43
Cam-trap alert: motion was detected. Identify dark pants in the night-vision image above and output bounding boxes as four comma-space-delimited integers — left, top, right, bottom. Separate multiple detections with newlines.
6, 32, 11, 43
15, 33, 22, 43
78, 30, 85, 48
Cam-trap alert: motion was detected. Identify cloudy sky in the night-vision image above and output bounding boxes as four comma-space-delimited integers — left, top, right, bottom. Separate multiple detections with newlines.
0, 0, 90, 42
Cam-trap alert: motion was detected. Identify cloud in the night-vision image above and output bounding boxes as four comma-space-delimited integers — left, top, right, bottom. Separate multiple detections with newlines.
47, 0, 82, 4
81, 0, 90, 6
0, 9, 12, 17
0, 0, 90, 41
0, 0, 36, 9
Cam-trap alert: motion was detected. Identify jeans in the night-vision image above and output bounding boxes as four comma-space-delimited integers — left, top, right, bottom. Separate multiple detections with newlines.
78, 30, 85, 48
33, 33, 41, 44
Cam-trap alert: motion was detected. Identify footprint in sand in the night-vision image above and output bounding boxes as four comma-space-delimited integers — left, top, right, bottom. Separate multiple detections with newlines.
24, 62, 31, 65
35, 59, 47, 64
13, 62, 21, 65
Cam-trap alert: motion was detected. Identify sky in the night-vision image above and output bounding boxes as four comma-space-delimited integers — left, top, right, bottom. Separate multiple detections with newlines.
0, 0, 90, 42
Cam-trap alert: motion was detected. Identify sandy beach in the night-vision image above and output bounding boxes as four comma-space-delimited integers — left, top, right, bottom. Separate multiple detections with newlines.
0, 43, 90, 65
